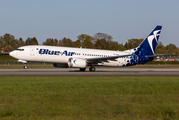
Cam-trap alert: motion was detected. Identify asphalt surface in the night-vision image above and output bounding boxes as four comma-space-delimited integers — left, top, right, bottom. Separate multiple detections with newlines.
0, 68, 179, 76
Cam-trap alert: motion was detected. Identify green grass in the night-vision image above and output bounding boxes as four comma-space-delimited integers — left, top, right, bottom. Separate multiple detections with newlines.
0, 54, 16, 60
0, 77, 179, 120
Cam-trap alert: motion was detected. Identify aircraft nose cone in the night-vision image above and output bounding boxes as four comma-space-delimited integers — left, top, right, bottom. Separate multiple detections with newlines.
9, 51, 12, 56
9, 51, 15, 57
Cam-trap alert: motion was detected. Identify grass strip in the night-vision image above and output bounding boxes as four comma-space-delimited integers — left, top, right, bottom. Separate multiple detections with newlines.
0, 76, 179, 120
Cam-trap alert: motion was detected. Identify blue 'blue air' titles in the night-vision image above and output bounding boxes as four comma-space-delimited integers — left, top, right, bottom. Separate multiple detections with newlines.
39, 49, 75, 56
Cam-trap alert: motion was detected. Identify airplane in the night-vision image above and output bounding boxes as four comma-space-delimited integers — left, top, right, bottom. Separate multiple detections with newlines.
9, 25, 162, 71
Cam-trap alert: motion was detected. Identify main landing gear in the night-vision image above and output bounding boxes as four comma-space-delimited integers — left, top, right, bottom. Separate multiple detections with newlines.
89, 66, 96, 72
79, 66, 96, 72
23, 63, 27, 69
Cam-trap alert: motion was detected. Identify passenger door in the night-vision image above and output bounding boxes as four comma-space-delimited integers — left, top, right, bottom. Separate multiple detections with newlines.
30, 47, 35, 56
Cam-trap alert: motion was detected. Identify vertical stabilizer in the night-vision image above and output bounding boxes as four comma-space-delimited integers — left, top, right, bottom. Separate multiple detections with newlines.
137, 25, 162, 56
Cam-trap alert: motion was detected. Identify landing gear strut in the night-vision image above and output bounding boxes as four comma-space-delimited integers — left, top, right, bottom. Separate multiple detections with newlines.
23, 64, 27, 69
80, 68, 86, 71
89, 66, 95, 72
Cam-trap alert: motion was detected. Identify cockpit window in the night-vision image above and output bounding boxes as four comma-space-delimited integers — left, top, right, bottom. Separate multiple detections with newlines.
16, 49, 24, 51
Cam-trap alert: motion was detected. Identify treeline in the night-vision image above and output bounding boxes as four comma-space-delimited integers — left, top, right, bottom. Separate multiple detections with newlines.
0, 33, 179, 56
0, 34, 38, 52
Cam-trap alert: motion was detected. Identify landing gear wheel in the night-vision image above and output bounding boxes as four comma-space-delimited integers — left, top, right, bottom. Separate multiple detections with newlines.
24, 64, 27, 69
80, 68, 86, 71
89, 66, 96, 72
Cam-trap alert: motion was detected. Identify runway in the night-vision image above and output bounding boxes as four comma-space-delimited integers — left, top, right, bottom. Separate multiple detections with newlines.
0, 68, 179, 76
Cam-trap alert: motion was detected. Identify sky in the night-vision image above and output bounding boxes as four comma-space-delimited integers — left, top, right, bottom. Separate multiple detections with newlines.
0, 0, 179, 47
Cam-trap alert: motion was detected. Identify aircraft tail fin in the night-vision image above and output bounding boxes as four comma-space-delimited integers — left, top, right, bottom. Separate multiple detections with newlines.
135, 25, 162, 56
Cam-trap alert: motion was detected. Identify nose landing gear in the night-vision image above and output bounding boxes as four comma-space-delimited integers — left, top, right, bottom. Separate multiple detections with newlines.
23, 64, 27, 69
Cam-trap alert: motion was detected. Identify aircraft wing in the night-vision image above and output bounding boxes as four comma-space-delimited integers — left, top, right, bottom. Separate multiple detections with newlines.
86, 53, 134, 63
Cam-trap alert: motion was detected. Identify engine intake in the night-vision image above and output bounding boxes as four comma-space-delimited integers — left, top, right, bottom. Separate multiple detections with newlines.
68, 58, 86, 68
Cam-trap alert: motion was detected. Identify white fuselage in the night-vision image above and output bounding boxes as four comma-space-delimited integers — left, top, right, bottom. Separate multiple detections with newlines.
10, 45, 134, 67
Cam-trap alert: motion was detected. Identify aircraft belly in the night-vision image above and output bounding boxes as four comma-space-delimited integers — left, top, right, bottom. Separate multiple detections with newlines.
102, 61, 123, 67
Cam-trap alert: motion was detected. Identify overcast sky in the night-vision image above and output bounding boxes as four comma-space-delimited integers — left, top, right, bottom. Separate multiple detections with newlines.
0, 0, 179, 47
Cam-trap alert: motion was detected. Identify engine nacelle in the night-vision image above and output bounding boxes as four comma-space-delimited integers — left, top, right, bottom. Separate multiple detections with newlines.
53, 63, 68, 68
68, 58, 86, 68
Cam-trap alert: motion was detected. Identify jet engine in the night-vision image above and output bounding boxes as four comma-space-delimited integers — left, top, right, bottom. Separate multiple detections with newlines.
68, 58, 86, 68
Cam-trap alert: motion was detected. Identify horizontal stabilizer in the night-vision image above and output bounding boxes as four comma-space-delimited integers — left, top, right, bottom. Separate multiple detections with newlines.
145, 54, 169, 58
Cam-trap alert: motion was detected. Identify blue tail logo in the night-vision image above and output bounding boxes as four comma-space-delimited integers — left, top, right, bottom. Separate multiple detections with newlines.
126, 25, 163, 66
147, 28, 161, 54
137, 25, 162, 56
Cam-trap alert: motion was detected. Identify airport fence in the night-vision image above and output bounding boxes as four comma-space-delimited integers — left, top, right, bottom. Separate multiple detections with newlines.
146, 61, 179, 65
0, 60, 51, 65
